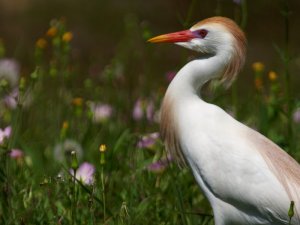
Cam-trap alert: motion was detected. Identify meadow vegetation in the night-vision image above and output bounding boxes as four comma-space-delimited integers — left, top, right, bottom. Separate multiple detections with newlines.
0, 1, 299, 224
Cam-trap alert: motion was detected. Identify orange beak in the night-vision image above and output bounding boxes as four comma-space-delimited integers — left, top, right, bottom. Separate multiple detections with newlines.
148, 29, 196, 43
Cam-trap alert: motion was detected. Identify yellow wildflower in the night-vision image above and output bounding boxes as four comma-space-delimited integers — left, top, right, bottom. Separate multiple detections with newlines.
60, 121, 69, 139
62, 32, 73, 42
268, 71, 277, 81
72, 97, 83, 107
99, 144, 106, 165
62, 121, 69, 130
36, 38, 47, 49
252, 62, 265, 73
99, 144, 106, 152
46, 27, 58, 37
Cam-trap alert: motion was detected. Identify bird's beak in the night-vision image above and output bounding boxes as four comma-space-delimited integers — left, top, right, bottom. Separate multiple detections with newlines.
148, 30, 195, 43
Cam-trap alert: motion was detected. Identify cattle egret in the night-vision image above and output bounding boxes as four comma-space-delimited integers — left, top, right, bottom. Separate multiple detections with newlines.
148, 17, 300, 224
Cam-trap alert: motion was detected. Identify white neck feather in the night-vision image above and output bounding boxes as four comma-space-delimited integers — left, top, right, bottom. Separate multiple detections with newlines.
167, 53, 228, 99
160, 53, 230, 166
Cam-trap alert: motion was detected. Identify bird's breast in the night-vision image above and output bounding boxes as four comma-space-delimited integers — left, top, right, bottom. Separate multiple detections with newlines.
174, 99, 288, 208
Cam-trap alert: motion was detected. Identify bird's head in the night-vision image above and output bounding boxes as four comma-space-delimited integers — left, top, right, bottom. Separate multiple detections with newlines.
148, 17, 247, 85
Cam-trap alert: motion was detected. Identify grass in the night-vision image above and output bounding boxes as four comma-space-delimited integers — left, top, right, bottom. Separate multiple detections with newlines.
0, 1, 299, 224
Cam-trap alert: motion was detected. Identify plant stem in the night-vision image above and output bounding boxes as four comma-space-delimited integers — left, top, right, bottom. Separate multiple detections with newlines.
240, 0, 248, 30
3, 89, 24, 223
101, 166, 106, 223
0, 146, 9, 224
72, 169, 77, 225
168, 164, 188, 225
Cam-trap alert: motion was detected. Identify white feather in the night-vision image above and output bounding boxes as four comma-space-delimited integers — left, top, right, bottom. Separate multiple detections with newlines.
163, 28, 299, 224
155, 17, 300, 225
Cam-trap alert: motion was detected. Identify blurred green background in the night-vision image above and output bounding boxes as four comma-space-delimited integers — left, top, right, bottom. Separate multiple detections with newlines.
1, 0, 300, 88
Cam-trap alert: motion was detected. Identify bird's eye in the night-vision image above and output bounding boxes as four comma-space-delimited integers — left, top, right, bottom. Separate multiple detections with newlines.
198, 29, 208, 38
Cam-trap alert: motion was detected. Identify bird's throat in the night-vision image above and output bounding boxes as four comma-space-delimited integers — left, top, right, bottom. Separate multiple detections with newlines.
168, 54, 227, 98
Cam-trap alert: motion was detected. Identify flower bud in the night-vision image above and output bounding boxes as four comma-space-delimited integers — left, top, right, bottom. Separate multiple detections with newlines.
288, 201, 294, 220
99, 144, 106, 165
0, 79, 8, 89
19, 77, 26, 92
30, 67, 40, 81
71, 150, 79, 171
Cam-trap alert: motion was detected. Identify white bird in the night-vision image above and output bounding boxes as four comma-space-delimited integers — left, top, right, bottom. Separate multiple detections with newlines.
148, 17, 300, 225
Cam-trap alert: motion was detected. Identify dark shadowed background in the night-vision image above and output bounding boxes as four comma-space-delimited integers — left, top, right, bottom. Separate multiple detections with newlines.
0, 0, 300, 90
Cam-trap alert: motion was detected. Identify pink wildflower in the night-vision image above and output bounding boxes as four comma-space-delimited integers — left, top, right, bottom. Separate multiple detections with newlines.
132, 99, 143, 121
4, 88, 18, 109
0, 126, 12, 144
293, 108, 300, 123
70, 162, 95, 185
90, 102, 113, 123
137, 132, 160, 149
0, 58, 20, 87
132, 98, 155, 122
147, 155, 173, 173
10, 149, 24, 159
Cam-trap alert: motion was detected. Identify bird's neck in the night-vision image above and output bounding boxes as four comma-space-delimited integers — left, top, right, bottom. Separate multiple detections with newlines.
160, 53, 229, 165
167, 54, 227, 99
